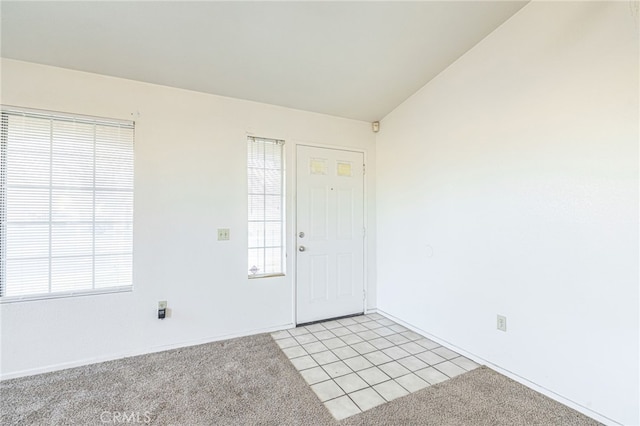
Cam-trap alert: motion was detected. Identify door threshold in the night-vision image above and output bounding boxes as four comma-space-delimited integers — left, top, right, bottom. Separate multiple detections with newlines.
297, 312, 364, 328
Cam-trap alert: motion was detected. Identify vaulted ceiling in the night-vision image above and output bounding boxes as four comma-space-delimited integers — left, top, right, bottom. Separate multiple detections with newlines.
1, 1, 528, 121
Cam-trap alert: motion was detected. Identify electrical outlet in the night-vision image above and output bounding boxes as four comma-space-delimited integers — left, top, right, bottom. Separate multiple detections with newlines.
158, 301, 167, 319
217, 228, 230, 241
497, 314, 507, 332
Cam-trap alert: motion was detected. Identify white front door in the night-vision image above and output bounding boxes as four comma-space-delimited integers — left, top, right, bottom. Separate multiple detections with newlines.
296, 145, 365, 324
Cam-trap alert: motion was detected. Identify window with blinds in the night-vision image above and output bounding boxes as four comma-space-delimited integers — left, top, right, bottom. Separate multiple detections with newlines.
247, 136, 284, 278
0, 107, 134, 301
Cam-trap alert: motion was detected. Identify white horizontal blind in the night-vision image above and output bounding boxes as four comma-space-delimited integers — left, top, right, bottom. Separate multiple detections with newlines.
248, 136, 284, 277
0, 108, 134, 300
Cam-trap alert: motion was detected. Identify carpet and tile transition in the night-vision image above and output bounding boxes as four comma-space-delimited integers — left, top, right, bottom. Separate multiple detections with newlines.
1, 332, 600, 425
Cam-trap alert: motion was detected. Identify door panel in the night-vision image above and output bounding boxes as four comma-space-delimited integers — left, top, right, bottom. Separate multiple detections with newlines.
310, 255, 329, 302
337, 188, 354, 240
310, 187, 329, 240
336, 253, 354, 297
296, 145, 364, 324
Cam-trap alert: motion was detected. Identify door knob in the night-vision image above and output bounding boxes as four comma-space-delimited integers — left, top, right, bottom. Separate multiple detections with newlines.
298, 246, 306, 252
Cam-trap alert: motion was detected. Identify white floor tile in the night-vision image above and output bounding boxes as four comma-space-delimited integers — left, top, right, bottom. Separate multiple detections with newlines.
311, 380, 345, 402
323, 361, 353, 378
382, 346, 411, 360
357, 366, 391, 386
323, 337, 347, 350
415, 350, 446, 366
290, 355, 318, 371
331, 327, 352, 337
356, 330, 380, 341
302, 342, 328, 354
322, 320, 343, 330
324, 395, 361, 420
397, 355, 428, 372
451, 356, 480, 371
373, 380, 409, 401
313, 330, 336, 341
431, 346, 459, 360
332, 346, 359, 360
395, 373, 429, 392
334, 372, 369, 393
369, 337, 394, 350
400, 330, 423, 341
337, 317, 358, 326
415, 367, 449, 385
312, 350, 340, 365
385, 334, 410, 345
415, 338, 440, 350
346, 324, 368, 333
341, 334, 365, 345
373, 327, 395, 337
295, 334, 319, 345
277, 315, 466, 421
282, 345, 307, 359
349, 387, 386, 411
300, 366, 331, 385
363, 351, 393, 366
305, 323, 327, 333
271, 330, 291, 340
288, 327, 310, 337
378, 361, 410, 378
343, 355, 374, 372
352, 341, 377, 355
363, 321, 383, 330
399, 341, 427, 355
434, 360, 466, 378
276, 337, 299, 349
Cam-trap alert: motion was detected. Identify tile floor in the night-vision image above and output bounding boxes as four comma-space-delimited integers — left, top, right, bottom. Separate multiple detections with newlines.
271, 313, 480, 420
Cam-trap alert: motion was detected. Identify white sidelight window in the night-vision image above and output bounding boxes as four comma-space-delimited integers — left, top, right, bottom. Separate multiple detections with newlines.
247, 136, 284, 278
0, 107, 134, 301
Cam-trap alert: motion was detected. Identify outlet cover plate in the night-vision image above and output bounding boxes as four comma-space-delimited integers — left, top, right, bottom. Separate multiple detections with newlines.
497, 314, 507, 332
158, 301, 167, 310
217, 228, 230, 240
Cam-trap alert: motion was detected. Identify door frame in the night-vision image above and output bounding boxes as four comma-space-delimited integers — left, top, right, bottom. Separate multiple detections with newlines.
291, 142, 369, 326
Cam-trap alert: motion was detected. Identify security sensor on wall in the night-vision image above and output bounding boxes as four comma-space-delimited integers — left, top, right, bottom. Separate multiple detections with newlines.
372, 121, 380, 133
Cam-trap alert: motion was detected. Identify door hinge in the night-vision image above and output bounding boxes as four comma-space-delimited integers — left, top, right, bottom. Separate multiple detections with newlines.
363, 163, 366, 175
363, 290, 366, 301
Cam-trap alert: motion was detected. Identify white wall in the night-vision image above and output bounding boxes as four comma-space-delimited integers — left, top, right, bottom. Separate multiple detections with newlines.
0, 58, 377, 378
376, 2, 638, 425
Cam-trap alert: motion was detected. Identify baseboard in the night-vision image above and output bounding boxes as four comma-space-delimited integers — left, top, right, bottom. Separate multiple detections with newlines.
0, 322, 295, 381
375, 309, 621, 426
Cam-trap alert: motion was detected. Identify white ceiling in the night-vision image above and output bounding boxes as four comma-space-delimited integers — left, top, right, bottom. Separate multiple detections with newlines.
1, 1, 528, 122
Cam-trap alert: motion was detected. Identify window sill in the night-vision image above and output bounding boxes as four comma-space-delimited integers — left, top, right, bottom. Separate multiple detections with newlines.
0, 286, 133, 304
248, 273, 285, 280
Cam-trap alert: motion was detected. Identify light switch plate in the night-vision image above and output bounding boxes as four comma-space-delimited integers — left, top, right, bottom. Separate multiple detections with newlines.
217, 228, 230, 240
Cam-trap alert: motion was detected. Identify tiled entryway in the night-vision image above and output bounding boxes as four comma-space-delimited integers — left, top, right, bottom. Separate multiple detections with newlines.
271, 313, 480, 420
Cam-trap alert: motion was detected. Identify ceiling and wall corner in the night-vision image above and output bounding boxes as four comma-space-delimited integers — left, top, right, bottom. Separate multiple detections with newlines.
0, 1, 528, 122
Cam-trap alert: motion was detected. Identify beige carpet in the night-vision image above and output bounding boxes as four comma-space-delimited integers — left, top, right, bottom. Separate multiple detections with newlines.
0, 333, 600, 425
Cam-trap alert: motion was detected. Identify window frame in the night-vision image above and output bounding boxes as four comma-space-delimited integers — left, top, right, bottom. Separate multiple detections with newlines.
247, 136, 285, 279
0, 106, 135, 303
